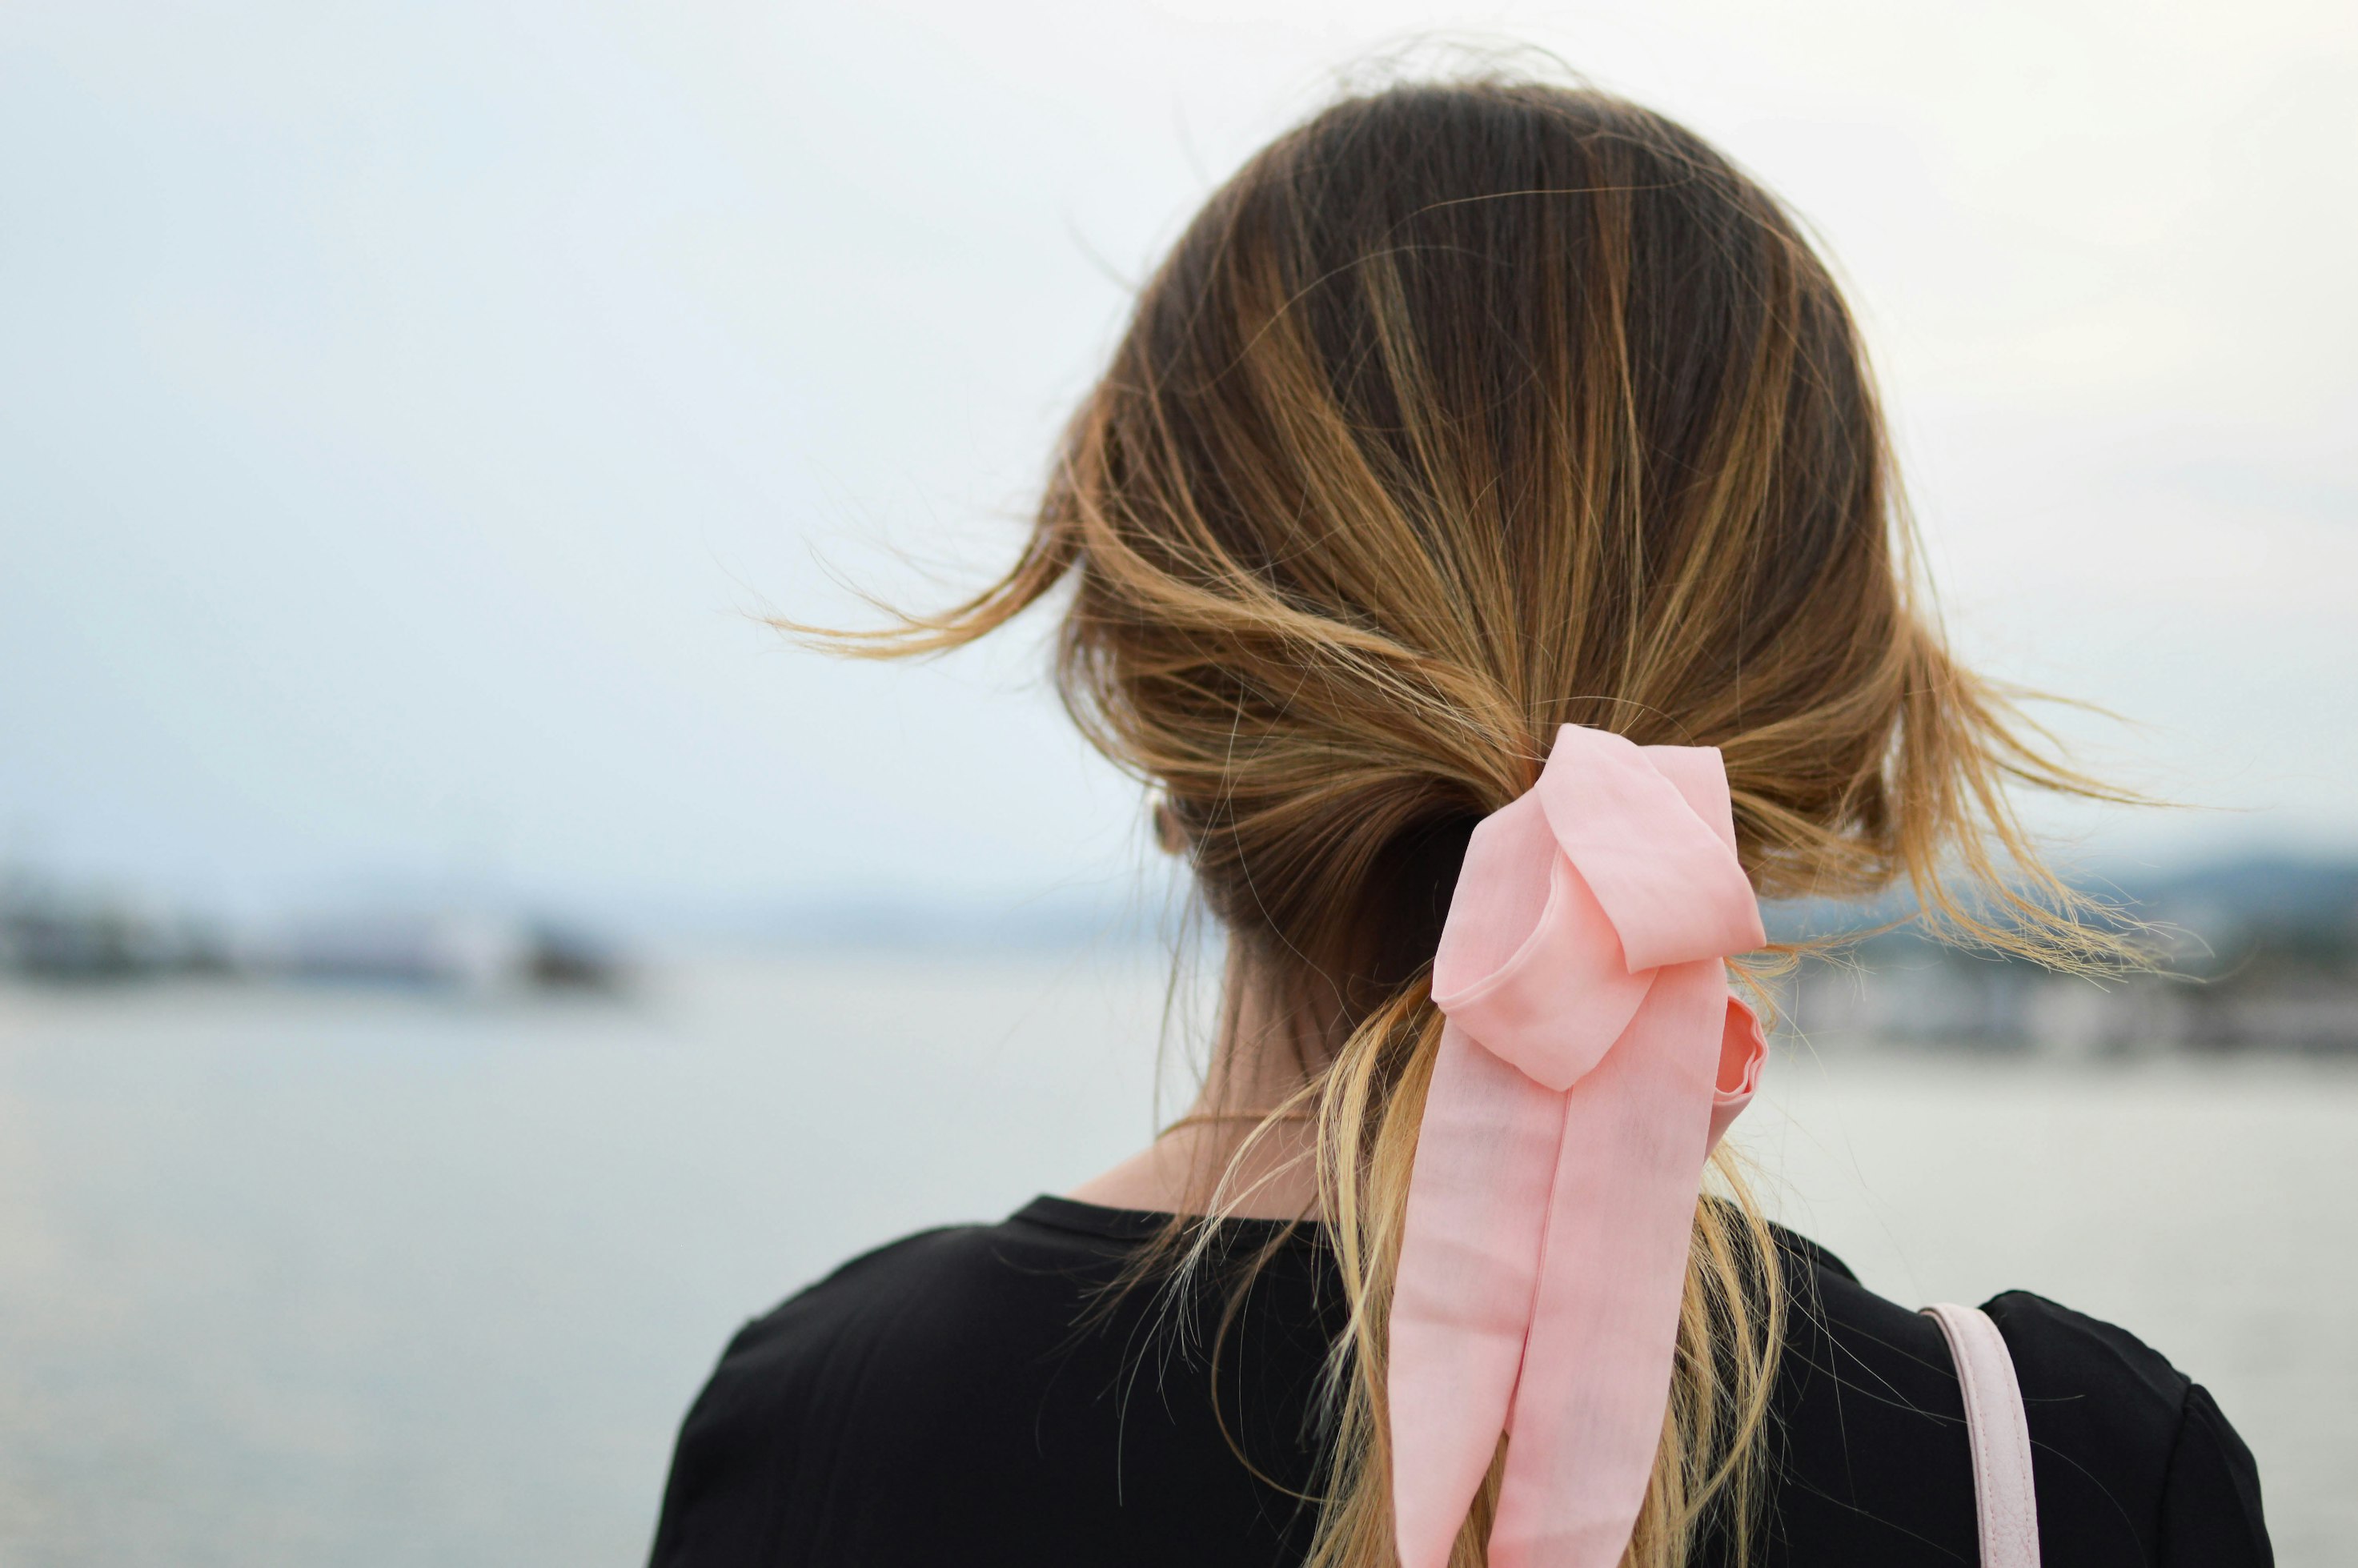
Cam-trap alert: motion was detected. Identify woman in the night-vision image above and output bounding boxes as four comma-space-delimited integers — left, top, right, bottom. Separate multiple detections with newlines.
649, 78, 2270, 1567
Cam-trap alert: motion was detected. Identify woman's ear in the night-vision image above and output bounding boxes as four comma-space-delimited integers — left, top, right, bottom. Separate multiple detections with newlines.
1152, 799, 1189, 856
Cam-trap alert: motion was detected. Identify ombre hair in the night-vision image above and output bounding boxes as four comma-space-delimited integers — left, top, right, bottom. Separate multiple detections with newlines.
808, 75, 2131, 1568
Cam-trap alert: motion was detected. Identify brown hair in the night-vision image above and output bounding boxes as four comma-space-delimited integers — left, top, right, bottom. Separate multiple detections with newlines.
806, 75, 2130, 1568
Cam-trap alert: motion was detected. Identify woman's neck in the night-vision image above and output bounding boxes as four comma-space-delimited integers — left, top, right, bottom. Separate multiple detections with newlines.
1065, 962, 1325, 1221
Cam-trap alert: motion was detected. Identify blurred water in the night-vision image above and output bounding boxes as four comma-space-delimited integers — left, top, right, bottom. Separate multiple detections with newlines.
0, 955, 2348, 1566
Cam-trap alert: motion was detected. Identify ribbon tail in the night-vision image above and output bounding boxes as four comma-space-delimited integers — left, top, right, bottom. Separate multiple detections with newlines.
1489, 960, 1726, 1568
1390, 1019, 1563, 1568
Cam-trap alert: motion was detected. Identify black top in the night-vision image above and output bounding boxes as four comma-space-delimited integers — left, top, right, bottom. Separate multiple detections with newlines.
649, 1197, 2271, 1566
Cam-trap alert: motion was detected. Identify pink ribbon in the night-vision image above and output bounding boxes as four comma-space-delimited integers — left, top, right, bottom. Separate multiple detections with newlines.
1389, 724, 1769, 1568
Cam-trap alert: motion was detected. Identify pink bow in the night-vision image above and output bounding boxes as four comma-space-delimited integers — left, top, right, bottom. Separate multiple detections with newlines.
1389, 724, 1769, 1568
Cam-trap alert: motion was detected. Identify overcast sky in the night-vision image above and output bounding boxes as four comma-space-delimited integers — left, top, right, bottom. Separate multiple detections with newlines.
2, 0, 2352, 924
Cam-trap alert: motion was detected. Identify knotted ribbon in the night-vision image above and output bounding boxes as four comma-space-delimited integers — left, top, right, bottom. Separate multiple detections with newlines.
1389, 724, 1769, 1568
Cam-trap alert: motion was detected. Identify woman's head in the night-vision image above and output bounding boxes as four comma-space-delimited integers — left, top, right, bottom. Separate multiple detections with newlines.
827, 73, 2123, 1568
884, 79, 2103, 1042
1069, 80, 1911, 1021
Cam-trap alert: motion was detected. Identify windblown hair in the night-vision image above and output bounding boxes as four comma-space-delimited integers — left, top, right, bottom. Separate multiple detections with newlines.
807, 77, 2131, 1568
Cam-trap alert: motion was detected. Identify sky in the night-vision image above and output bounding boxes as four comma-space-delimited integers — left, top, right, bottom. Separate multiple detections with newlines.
2, 0, 2352, 928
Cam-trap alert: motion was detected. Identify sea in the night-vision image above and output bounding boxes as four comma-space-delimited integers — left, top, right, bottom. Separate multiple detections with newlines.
0, 952, 2349, 1566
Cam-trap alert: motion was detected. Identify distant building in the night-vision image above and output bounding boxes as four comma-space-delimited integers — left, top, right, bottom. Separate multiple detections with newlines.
1779, 856, 2358, 1055
0, 874, 227, 981
264, 908, 622, 995
0, 873, 619, 997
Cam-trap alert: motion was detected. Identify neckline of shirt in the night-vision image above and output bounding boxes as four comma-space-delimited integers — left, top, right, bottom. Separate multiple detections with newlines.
1014, 1193, 1328, 1247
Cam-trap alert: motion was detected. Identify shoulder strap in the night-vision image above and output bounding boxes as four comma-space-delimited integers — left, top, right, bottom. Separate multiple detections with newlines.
1921, 1303, 2041, 1567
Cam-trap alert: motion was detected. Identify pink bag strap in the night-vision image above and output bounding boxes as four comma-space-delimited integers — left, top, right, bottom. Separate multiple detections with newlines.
1920, 1303, 2041, 1568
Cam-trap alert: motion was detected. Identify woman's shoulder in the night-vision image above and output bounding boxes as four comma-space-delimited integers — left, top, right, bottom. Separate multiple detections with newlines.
1770, 1229, 2272, 1566
710, 1215, 1061, 1381
648, 1210, 1090, 1566
648, 1199, 1333, 1568
705, 1196, 1269, 1386
663, 1201, 1134, 1460
1981, 1287, 2273, 1564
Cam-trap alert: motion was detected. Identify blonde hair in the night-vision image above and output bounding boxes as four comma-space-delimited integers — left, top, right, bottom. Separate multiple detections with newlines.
805, 76, 2132, 1568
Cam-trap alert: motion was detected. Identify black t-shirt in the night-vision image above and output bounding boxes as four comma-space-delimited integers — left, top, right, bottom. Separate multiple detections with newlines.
648, 1197, 2271, 1566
